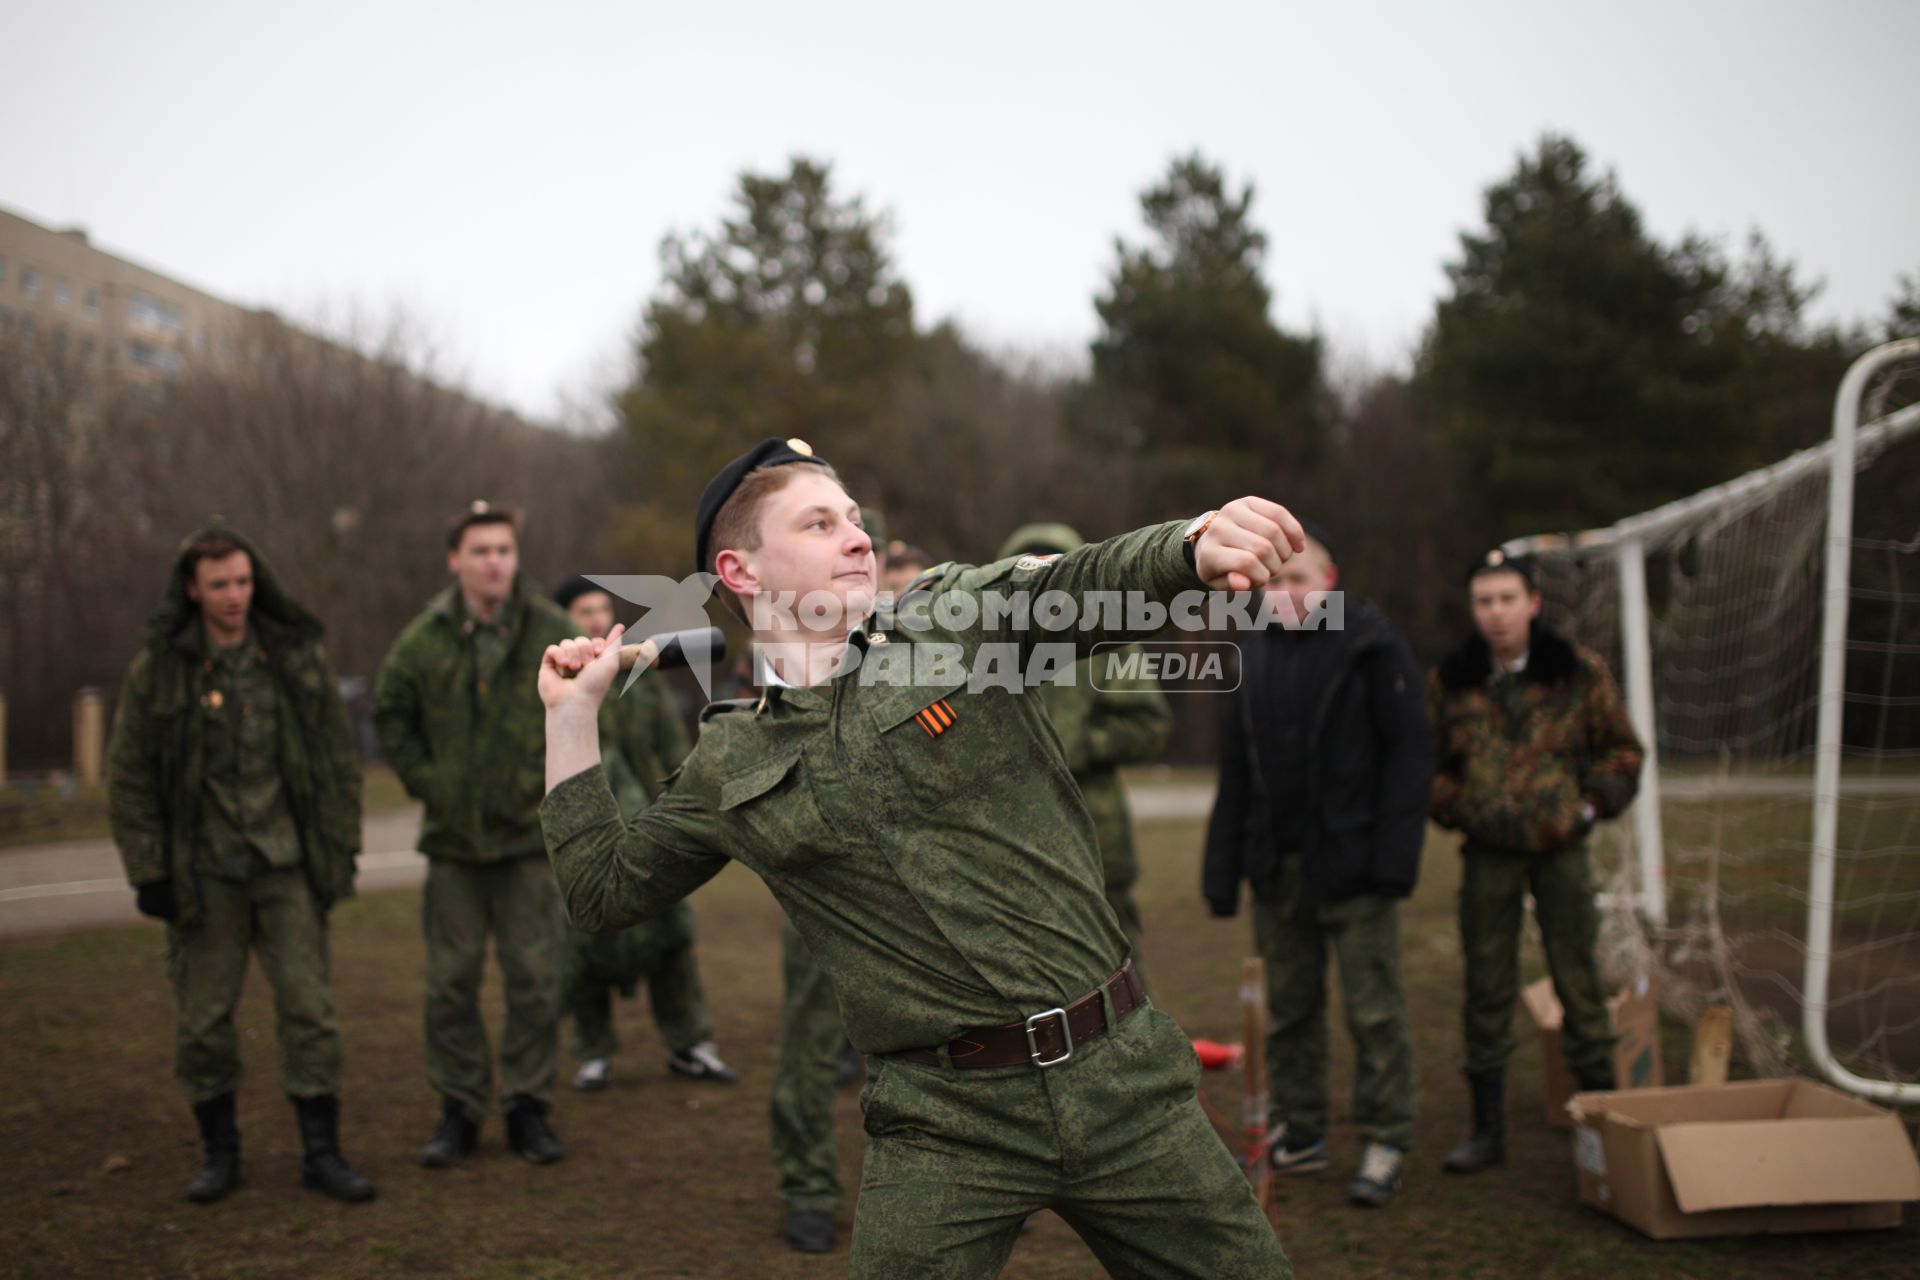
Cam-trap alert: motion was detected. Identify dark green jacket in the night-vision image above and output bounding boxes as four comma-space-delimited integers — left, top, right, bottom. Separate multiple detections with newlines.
374, 579, 577, 863
107, 525, 362, 928
1428, 621, 1643, 855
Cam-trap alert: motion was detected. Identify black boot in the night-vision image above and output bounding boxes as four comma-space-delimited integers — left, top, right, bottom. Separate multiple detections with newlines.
505, 1097, 566, 1165
785, 1209, 837, 1253
1443, 1070, 1506, 1174
186, 1093, 240, 1203
293, 1095, 376, 1203
419, 1097, 479, 1169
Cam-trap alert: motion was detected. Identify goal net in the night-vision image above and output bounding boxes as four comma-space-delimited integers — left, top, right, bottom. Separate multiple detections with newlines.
1511, 340, 1920, 1094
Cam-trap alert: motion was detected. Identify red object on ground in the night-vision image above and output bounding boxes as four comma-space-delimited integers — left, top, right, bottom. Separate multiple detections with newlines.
1190, 1038, 1245, 1071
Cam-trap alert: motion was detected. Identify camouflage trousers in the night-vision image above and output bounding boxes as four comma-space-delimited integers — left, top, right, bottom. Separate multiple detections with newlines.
166, 865, 342, 1103
851, 1005, 1291, 1279
1251, 856, 1416, 1150
772, 920, 846, 1213
423, 856, 562, 1120
1459, 843, 1615, 1079
563, 902, 711, 1060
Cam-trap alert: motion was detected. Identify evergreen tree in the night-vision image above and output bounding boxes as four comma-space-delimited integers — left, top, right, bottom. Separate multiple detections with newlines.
1089, 153, 1329, 519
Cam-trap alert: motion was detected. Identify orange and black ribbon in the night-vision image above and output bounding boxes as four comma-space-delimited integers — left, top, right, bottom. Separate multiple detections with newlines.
914, 698, 957, 737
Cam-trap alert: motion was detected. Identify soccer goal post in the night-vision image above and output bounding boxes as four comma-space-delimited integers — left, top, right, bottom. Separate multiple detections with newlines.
1508, 337, 1920, 1100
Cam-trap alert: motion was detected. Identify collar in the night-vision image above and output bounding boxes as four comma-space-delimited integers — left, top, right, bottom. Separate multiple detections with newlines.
755, 628, 875, 689
204, 623, 260, 666
457, 588, 521, 636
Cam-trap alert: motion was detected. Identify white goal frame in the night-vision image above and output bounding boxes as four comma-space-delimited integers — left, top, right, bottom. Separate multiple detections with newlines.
1507, 338, 1920, 1100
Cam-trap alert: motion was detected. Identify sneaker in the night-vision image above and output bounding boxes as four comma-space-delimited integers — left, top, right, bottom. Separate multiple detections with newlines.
1268, 1126, 1329, 1175
1348, 1142, 1405, 1207
667, 1041, 739, 1084
571, 1058, 612, 1092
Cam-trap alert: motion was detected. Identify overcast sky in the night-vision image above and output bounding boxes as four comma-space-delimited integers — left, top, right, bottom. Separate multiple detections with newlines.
5, 0, 1916, 422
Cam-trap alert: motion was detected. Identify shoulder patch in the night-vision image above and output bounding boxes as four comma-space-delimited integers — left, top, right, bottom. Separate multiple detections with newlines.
908, 562, 956, 593
1015, 553, 1061, 571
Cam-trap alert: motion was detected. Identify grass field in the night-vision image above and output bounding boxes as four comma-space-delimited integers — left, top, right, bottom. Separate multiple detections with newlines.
1, 819, 1915, 1279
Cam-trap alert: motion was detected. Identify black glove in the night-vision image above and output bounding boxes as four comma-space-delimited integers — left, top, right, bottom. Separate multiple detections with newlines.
135, 880, 178, 921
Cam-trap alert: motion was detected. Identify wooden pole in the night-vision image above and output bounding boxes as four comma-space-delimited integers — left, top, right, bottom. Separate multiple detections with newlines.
73, 688, 105, 788
1690, 1006, 1734, 1086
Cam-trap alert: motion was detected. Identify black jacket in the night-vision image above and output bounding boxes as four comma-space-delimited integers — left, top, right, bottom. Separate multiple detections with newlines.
1203, 597, 1433, 913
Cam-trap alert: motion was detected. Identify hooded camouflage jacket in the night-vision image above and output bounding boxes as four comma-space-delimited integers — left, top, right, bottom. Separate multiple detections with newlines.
106, 525, 362, 928
1428, 621, 1643, 855
373, 579, 577, 863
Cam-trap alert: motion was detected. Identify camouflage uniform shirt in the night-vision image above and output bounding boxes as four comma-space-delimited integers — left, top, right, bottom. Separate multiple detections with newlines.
543, 522, 1196, 1053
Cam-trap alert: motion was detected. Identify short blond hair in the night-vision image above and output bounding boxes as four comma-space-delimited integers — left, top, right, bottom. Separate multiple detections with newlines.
707, 462, 845, 573
708, 461, 848, 619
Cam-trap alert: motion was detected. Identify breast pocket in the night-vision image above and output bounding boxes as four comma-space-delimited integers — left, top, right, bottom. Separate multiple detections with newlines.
865, 680, 1037, 814
717, 752, 843, 874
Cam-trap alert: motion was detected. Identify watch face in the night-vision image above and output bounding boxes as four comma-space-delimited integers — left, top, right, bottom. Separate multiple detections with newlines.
1185, 511, 1215, 540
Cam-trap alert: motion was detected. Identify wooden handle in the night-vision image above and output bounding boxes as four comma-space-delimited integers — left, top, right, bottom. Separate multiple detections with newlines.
615, 640, 660, 672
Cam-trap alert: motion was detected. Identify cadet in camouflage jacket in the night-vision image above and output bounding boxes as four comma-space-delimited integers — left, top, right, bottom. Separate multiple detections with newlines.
375, 563, 580, 1157
1429, 606, 1644, 1173
107, 523, 372, 1204
542, 454, 1296, 1278
1428, 620, 1642, 856
110, 525, 362, 927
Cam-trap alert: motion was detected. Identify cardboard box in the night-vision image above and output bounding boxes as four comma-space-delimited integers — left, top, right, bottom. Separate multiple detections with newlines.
1568, 1079, 1920, 1239
1522, 974, 1662, 1129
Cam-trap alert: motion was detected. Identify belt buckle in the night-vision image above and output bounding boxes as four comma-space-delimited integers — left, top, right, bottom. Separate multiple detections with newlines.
1024, 1006, 1072, 1068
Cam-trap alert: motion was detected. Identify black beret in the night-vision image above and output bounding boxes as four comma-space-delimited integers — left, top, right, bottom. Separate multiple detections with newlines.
553, 575, 608, 610
1466, 547, 1535, 586
695, 438, 830, 576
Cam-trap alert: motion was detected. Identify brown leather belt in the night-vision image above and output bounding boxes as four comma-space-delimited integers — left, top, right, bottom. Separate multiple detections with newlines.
888, 960, 1145, 1069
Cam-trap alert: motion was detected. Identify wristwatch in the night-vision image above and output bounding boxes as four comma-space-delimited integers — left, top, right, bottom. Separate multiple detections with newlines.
1181, 510, 1218, 571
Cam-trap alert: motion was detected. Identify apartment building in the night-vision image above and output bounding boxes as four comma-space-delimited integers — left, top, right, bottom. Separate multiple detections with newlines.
0, 204, 260, 383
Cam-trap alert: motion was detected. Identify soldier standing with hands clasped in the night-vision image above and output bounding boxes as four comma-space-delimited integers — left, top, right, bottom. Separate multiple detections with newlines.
375, 503, 578, 1168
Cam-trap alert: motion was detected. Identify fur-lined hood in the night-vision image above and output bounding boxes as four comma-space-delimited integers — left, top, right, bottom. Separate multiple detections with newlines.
1436, 619, 1579, 692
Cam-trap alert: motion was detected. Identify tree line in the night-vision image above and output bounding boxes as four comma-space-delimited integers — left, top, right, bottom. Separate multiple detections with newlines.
2, 133, 1914, 767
